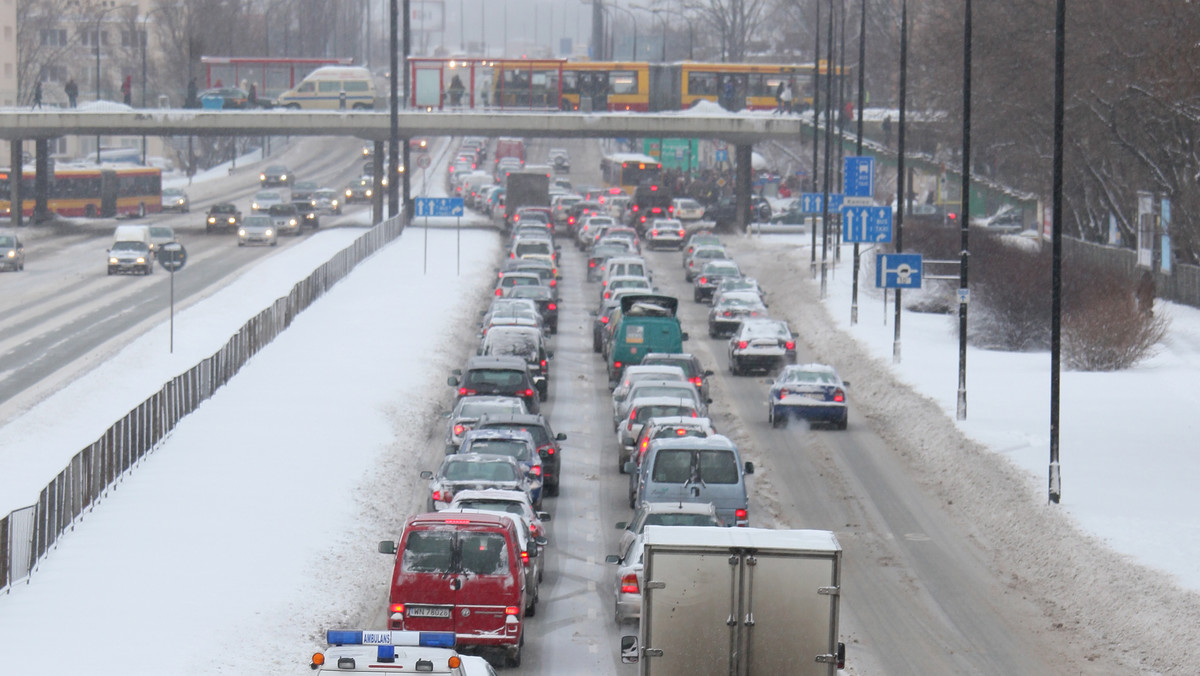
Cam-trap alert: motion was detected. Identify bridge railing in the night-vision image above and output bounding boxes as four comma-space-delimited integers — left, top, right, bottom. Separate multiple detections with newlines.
1, 215, 405, 594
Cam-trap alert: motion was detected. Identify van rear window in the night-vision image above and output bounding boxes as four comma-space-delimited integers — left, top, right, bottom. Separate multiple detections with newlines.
402, 531, 510, 576
625, 325, 644, 343
651, 449, 739, 484
459, 533, 510, 575
402, 531, 454, 573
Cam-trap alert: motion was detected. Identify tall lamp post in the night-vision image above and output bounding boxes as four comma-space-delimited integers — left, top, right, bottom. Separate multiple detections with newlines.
653, 6, 695, 59
606, 4, 637, 60
140, 4, 169, 165
631, 5, 667, 61
94, 0, 124, 165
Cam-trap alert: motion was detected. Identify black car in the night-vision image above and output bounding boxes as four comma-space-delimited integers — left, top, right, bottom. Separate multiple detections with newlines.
707, 196, 772, 228
449, 356, 541, 415
259, 164, 292, 187
292, 200, 320, 229
290, 180, 320, 203
474, 413, 567, 496
205, 203, 241, 233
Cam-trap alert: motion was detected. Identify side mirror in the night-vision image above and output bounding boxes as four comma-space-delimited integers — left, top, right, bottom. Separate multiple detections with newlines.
447, 376, 460, 387
526, 546, 539, 558
704, 370, 714, 377
621, 636, 640, 664
615, 521, 628, 530
441, 411, 452, 419
605, 554, 621, 564
623, 460, 638, 474
537, 511, 552, 522
420, 470, 434, 480
547, 350, 554, 359
681, 332, 690, 341
555, 432, 566, 441
842, 380, 850, 388
378, 540, 398, 555
705, 398, 713, 405
744, 461, 755, 475
534, 535, 548, 547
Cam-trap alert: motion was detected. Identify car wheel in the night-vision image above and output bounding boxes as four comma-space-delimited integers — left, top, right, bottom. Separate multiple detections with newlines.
770, 408, 784, 428
693, 289, 702, 302
837, 415, 848, 431
525, 596, 537, 617
730, 358, 741, 376
505, 641, 523, 668
238, 241, 245, 247
270, 240, 277, 246
593, 335, 602, 353
107, 269, 113, 276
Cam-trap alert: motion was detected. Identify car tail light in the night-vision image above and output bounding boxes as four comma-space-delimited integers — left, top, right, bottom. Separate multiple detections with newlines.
735, 508, 749, 527
548, 303, 557, 311
833, 388, 845, 403
620, 574, 639, 594
540, 359, 547, 369
699, 277, 707, 285
530, 465, 542, 476
689, 376, 702, 387
631, 204, 639, 212
629, 409, 637, 422
538, 444, 555, 456
510, 252, 516, 258
521, 550, 530, 564
549, 279, 557, 287
453, 424, 466, 436
432, 490, 443, 502
588, 259, 596, 268
458, 388, 477, 396
604, 291, 611, 299
391, 603, 405, 614
738, 341, 748, 349
521, 388, 535, 398
505, 606, 520, 616
613, 361, 622, 369
724, 311, 733, 318
785, 340, 795, 350
678, 229, 686, 237
601, 316, 609, 324
651, 229, 659, 237
495, 288, 503, 296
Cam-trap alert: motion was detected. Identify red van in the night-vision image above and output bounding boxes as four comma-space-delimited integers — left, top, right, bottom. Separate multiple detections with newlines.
493, 137, 525, 168
379, 512, 528, 667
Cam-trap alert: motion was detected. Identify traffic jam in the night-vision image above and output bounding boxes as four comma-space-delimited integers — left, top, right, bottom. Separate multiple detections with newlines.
310, 137, 849, 674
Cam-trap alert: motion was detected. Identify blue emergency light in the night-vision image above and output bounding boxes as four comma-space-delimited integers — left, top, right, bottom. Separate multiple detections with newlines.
326, 630, 457, 649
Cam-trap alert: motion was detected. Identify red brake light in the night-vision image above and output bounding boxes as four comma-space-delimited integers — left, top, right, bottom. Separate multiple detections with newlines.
505, 606, 520, 616
785, 340, 795, 350
521, 550, 530, 563
678, 229, 686, 237
735, 508, 748, 520
675, 428, 688, 435
391, 604, 405, 614
458, 387, 476, 396
524, 389, 535, 398
530, 465, 542, 476
614, 361, 622, 369
699, 277, 707, 284
604, 291, 611, 299
548, 303, 557, 310
651, 229, 659, 237
549, 279, 557, 287
631, 204, 639, 211
540, 359, 547, 369
601, 316, 609, 324
495, 288, 503, 296
738, 341, 748, 349
588, 260, 596, 268
453, 424, 466, 435
443, 518, 472, 524
620, 574, 639, 594
432, 490, 442, 501
689, 377, 702, 386
833, 389, 846, 403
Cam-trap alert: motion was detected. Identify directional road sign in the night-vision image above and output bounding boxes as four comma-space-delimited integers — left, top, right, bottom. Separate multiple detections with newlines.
414, 197, 464, 218
876, 253, 923, 289
843, 156, 874, 198
416, 154, 432, 169
800, 193, 844, 214
842, 205, 893, 243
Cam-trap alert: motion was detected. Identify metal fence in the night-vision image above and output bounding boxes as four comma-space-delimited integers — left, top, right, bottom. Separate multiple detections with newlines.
1063, 237, 1200, 308
1, 215, 405, 594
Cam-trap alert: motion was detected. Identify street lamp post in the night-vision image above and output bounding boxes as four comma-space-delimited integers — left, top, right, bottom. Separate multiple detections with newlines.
605, 4, 637, 60
140, 4, 169, 165
631, 5, 667, 61
95, 1, 116, 164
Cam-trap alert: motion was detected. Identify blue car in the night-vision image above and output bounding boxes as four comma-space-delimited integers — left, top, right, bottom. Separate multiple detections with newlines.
767, 363, 849, 430
457, 428, 545, 508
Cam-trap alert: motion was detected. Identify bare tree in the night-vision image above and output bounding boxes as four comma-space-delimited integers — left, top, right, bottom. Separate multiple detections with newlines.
681, 0, 771, 62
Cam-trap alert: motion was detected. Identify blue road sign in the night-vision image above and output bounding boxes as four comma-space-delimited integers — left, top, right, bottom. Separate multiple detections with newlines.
414, 197, 464, 218
800, 193, 844, 214
715, 149, 728, 163
843, 156, 874, 198
842, 205, 893, 243
876, 253, 923, 289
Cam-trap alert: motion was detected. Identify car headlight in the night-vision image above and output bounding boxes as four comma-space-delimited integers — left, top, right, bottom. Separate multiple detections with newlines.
227, 217, 237, 224
345, 189, 352, 198
279, 174, 287, 181
259, 174, 266, 181
331, 199, 339, 207
136, 257, 146, 264
288, 218, 297, 226
238, 229, 247, 236
208, 216, 216, 224
5, 250, 14, 259
265, 229, 274, 236
365, 189, 373, 197
252, 202, 260, 210
109, 257, 118, 264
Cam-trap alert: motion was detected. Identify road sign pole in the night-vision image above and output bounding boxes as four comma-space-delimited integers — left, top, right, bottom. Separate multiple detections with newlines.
169, 264, 175, 354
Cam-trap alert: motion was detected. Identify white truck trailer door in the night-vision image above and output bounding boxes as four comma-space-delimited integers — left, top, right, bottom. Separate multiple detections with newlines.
642, 547, 739, 676
741, 550, 840, 676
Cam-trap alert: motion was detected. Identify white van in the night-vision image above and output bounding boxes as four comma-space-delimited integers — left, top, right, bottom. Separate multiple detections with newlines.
113, 224, 152, 249
275, 66, 377, 110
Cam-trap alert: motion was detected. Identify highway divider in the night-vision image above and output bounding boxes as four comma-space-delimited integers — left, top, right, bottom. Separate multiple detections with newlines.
0, 214, 405, 594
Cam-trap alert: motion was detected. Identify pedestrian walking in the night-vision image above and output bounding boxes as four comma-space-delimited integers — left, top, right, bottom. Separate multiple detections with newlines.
780, 83, 794, 115
248, 82, 257, 107
882, 115, 893, 147
722, 79, 734, 111
774, 80, 785, 114
64, 78, 78, 108
121, 75, 132, 106
31, 80, 43, 109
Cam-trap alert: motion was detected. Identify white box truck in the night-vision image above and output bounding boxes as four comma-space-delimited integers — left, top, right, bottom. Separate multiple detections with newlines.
621, 526, 844, 676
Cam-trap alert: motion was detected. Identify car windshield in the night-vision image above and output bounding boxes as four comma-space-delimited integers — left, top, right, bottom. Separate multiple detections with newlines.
162, 189, 182, 197
463, 369, 527, 389
744, 322, 789, 338
641, 358, 697, 378
211, 204, 237, 214
630, 385, 694, 401
480, 423, 550, 447
635, 405, 694, 423
110, 241, 145, 252
783, 369, 839, 385
257, 192, 280, 201
516, 241, 552, 256
640, 513, 719, 530
651, 449, 739, 484
443, 459, 519, 482
458, 399, 524, 417
456, 500, 527, 517
315, 190, 336, 199
509, 286, 551, 300
401, 531, 509, 576
463, 439, 530, 461
0, 236, 16, 247
401, 531, 454, 573
244, 216, 270, 228
486, 334, 539, 360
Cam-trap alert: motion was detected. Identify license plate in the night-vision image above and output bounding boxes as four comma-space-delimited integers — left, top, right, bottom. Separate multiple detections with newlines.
407, 606, 452, 618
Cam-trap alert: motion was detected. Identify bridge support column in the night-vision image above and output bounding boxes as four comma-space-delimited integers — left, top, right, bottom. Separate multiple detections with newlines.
735, 143, 753, 232
372, 141, 384, 224
34, 139, 50, 223
9, 139, 22, 227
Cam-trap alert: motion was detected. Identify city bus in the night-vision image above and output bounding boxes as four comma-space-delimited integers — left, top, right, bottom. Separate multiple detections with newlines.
559, 61, 651, 111
0, 165, 162, 218
600, 153, 662, 196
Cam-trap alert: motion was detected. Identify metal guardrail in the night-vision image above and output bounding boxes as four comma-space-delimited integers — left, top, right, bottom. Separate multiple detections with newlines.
1, 215, 405, 593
